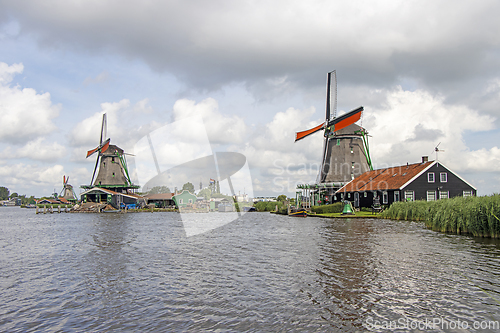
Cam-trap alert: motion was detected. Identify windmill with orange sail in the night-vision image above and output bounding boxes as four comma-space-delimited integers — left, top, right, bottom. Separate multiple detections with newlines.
295, 71, 372, 208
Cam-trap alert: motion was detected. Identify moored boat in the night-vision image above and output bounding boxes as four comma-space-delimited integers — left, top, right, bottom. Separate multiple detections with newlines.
289, 208, 307, 217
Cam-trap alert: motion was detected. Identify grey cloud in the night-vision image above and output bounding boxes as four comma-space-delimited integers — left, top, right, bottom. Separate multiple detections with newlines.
2, 0, 500, 112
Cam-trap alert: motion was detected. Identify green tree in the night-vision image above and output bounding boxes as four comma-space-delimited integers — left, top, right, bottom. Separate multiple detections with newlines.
9, 192, 18, 198
148, 186, 171, 194
182, 182, 195, 194
0, 187, 9, 200
198, 188, 212, 200
277, 195, 287, 202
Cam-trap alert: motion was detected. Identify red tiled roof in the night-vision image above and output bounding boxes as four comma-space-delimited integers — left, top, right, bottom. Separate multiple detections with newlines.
337, 161, 435, 193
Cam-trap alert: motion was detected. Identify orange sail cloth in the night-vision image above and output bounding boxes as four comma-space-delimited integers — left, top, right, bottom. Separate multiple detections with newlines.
295, 123, 325, 142
86, 139, 110, 158
331, 108, 362, 133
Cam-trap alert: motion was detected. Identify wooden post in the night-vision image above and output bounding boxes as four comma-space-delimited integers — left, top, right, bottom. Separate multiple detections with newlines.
58, 205, 61, 213
44, 205, 47, 214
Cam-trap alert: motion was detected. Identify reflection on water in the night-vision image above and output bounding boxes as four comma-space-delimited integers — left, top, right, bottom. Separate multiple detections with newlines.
0, 207, 499, 332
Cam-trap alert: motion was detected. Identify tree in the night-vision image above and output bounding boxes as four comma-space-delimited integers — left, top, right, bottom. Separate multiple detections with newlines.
277, 195, 287, 202
182, 182, 195, 194
10, 192, 19, 198
198, 188, 212, 200
148, 186, 171, 194
0, 187, 9, 200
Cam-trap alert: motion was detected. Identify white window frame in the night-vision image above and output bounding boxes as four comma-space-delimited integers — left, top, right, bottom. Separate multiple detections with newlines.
179, 198, 183, 204
428, 172, 435, 183
440, 172, 447, 183
394, 191, 400, 202
404, 190, 414, 202
382, 192, 388, 204
463, 190, 473, 197
427, 191, 436, 201
439, 191, 449, 199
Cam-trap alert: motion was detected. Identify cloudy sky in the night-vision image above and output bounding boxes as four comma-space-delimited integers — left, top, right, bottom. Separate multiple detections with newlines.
1, 0, 500, 198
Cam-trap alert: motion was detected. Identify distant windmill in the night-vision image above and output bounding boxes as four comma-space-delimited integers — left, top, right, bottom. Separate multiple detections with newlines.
433, 142, 445, 162
84, 113, 137, 192
295, 70, 372, 185
59, 175, 77, 202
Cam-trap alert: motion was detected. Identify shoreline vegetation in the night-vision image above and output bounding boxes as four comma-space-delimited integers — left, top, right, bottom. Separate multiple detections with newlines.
380, 195, 500, 239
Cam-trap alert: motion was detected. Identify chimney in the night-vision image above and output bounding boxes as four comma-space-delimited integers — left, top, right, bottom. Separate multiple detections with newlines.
422, 156, 429, 163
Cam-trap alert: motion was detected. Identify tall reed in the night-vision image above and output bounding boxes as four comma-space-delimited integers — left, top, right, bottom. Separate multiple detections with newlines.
380, 195, 500, 238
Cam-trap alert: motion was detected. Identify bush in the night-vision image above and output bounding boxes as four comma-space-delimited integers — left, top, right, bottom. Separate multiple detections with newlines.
311, 202, 344, 214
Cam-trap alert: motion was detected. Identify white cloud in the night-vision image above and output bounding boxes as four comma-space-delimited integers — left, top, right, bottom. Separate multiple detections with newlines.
172, 98, 247, 145
0, 163, 64, 187
0, 62, 60, 144
69, 98, 157, 152
365, 86, 499, 171
0, 138, 66, 161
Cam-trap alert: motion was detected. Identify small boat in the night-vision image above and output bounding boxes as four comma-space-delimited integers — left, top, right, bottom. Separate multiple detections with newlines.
289, 208, 307, 217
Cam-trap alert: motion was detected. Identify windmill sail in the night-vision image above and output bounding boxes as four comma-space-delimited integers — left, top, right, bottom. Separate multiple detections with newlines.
294, 107, 363, 142
294, 71, 371, 186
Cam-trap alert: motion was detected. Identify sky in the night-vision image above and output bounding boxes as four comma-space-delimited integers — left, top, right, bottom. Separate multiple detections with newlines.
1, 0, 500, 198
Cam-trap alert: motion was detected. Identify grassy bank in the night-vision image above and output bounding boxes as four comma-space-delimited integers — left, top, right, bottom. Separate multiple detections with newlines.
380, 195, 500, 238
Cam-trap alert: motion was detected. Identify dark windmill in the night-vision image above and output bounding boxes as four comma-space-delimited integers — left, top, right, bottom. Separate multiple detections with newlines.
81, 114, 139, 200
295, 71, 373, 208
59, 175, 77, 203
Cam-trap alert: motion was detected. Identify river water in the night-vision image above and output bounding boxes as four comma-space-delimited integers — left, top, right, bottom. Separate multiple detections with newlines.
1, 207, 499, 332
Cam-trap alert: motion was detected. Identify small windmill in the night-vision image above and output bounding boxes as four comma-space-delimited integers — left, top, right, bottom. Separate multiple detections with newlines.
59, 175, 77, 202
433, 142, 445, 162
295, 71, 372, 184
84, 113, 137, 191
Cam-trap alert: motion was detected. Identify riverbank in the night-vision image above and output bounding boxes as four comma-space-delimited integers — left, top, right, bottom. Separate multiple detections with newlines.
380, 195, 500, 238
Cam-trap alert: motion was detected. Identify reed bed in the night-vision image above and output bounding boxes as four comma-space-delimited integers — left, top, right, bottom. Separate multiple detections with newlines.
380, 195, 500, 238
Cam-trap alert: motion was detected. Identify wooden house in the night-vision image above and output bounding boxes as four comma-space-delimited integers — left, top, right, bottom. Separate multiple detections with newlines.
172, 190, 197, 208
80, 187, 145, 209
334, 157, 476, 208
145, 193, 175, 208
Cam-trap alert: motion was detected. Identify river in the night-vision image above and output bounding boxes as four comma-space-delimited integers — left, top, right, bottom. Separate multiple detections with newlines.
0, 207, 499, 332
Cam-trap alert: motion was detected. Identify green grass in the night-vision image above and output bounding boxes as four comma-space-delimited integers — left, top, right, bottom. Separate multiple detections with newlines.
380, 195, 500, 238
312, 211, 381, 218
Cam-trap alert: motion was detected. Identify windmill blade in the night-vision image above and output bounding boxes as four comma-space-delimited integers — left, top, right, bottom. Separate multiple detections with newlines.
86, 138, 111, 158
325, 71, 332, 121
100, 113, 107, 145
326, 106, 363, 132
90, 154, 100, 186
331, 71, 337, 119
295, 123, 325, 142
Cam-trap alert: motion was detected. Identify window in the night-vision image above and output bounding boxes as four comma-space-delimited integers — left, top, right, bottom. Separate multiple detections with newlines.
382, 192, 388, 204
427, 191, 436, 201
405, 190, 414, 201
428, 172, 435, 183
334, 195, 337, 200
188, 199, 193, 204
440, 173, 447, 182
364, 192, 367, 198
394, 191, 400, 202
463, 190, 473, 197
179, 199, 183, 204
439, 191, 449, 199
348, 193, 351, 198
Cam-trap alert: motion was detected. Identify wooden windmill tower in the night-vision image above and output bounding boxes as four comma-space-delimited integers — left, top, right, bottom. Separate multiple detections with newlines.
82, 114, 138, 193
59, 175, 77, 203
295, 71, 373, 206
